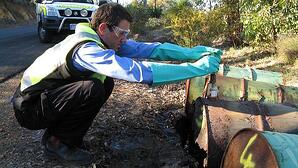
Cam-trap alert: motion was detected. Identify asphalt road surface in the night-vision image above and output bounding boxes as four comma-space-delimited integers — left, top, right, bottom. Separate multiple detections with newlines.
0, 23, 54, 82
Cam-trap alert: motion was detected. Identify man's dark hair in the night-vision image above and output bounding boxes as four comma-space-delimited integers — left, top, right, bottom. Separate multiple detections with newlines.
91, 3, 133, 31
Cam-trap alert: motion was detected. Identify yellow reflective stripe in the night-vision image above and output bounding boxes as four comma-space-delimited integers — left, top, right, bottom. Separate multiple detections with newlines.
56, 5, 94, 9
76, 23, 106, 49
91, 73, 106, 83
29, 76, 42, 86
27, 58, 58, 85
76, 23, 97, 35
40, 5, 47, 16
78, 36, 103, 47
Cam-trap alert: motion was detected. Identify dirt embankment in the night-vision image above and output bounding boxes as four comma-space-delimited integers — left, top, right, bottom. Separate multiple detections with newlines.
0, 0, 35, 27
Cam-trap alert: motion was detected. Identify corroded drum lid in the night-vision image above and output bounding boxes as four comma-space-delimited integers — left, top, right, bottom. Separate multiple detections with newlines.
221, 128, 279, 168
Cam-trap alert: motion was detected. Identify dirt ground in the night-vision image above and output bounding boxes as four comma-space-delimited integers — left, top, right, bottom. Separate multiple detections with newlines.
0, 73, 199, 168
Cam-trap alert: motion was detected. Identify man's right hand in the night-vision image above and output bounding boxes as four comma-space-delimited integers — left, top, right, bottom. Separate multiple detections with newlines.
192, 55, 221, 74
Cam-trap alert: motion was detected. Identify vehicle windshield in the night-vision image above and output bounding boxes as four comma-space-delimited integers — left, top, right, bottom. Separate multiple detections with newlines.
52, 0, 94, 3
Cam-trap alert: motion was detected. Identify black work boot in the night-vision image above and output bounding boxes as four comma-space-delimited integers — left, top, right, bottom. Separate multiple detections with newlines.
44, 136, 93, 166
42, 130, 89, 150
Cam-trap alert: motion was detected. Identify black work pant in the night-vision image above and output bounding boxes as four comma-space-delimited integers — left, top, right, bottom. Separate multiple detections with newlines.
12, 77, 114, 147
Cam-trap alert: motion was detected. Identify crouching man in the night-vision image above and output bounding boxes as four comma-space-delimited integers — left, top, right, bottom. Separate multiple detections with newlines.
12, 3, 222, 166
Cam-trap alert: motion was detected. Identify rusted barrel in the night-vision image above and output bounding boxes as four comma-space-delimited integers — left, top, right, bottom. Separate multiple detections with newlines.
190, 98, 298, 168
221, 128, 298, 168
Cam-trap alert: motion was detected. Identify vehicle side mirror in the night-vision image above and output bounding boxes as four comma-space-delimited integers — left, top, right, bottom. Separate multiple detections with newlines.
35, 0, 42, 3
97, 1, 107, 6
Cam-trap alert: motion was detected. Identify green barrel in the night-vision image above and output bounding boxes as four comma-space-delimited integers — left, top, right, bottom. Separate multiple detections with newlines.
262, 131, 298, 168
221, 128, 298, 168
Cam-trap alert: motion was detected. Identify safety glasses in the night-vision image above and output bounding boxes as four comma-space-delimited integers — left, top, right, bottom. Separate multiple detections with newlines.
111, 25, 130, 38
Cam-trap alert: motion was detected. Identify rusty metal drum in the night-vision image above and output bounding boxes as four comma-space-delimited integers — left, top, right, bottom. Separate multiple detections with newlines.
190, 98, 298, 168
184, 67, 298, 168
221, 128, 298, 168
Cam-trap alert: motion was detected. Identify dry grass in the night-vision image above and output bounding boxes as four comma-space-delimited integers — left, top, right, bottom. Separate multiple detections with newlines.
276, 35, 298, 64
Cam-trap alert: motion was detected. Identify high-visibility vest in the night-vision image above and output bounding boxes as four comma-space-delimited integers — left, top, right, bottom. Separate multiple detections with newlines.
20, 23, 106, 92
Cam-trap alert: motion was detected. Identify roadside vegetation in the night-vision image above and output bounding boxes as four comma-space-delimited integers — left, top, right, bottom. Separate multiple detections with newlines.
126, 0, 298, 86
1, 0, 297, 85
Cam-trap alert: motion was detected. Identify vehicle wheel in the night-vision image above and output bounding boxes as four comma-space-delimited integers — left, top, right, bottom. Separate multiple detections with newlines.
38, 22, 52, 43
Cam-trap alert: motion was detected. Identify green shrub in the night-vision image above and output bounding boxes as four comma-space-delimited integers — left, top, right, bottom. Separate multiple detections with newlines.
164, 6, 226, 47
241, 0, 298, 45
126, 3, 162, 35
126, 4, 150, 34
276, 35, 298, 64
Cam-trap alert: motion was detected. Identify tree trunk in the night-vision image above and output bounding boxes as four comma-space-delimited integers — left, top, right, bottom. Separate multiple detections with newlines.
270, 0, 277, 42
224, 0, 243, 46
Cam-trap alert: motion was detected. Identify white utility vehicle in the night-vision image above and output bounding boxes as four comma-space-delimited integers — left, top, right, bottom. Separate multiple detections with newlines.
35, 0, 99, 43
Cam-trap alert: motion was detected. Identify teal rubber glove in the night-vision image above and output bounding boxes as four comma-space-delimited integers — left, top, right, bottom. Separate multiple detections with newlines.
150, 43, 223, 61
147, 56, 220, 86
